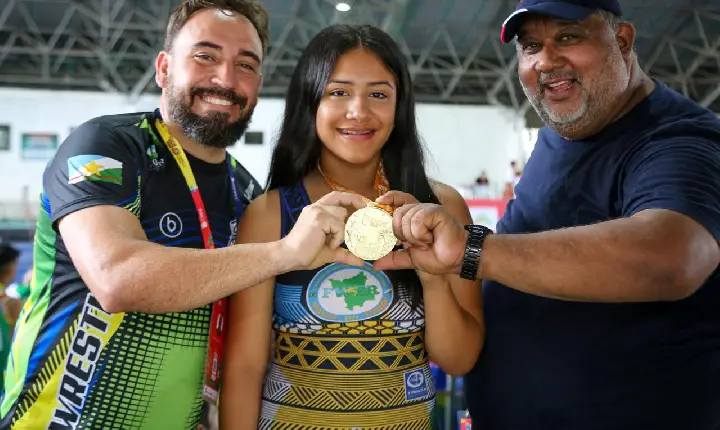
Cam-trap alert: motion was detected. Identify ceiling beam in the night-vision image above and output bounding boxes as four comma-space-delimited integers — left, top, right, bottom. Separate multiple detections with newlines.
1, 0, 720, 111
699, 83, 720, 107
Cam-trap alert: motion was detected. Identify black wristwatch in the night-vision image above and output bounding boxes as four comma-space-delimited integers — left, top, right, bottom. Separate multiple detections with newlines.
460, 225, 493, 280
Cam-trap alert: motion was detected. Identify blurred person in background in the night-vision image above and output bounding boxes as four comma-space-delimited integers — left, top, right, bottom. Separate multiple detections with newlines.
0, 243, 22, 378
502, 160, 521, 199
374, 0, 720, 429
5, 269, 32, 302
220, 24, 485, 429
473, 170, 492, 198
475, 170, 489, 186
0, 1, 367, 429
507, 160, 519, 180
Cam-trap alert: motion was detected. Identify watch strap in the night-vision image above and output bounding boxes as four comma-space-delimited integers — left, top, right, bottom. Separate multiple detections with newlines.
460, 225, 492, 280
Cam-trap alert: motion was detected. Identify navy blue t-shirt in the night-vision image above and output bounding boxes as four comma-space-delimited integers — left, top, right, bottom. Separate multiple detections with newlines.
466, 82, 720, 430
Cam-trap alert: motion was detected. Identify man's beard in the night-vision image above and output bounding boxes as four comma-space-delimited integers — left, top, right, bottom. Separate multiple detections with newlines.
522, 71, 589, 127
166, 78, 255, 149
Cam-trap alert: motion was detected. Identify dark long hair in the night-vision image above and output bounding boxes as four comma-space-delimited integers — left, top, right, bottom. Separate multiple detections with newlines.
266, 24, 440, 308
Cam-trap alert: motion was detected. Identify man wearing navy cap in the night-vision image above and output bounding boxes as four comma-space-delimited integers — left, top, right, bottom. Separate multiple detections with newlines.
374, 0, 720, 428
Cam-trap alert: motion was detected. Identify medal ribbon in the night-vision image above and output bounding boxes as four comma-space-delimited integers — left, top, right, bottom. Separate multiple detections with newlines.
155, 118, 241, 405
317, 161, 393, 214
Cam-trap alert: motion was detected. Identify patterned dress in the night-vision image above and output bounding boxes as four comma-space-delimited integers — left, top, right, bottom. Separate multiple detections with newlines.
259, 182, 436, 429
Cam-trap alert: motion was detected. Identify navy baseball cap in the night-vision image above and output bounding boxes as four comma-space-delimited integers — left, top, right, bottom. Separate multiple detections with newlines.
500, 0, 623, 43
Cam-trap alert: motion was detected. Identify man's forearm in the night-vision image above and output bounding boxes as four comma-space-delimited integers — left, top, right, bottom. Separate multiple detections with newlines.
95, 240, 292, 313
479, 217, 688, 302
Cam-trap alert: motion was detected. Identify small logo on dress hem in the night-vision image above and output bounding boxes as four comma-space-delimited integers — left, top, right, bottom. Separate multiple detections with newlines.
404, 368, 429, 401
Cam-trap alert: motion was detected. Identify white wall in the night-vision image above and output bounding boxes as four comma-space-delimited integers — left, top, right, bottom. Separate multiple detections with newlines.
0, 88, 525, 202
416, 103, 526, 194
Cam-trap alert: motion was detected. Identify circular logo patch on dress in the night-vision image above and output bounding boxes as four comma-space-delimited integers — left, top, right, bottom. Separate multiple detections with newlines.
306, 263, 393, 323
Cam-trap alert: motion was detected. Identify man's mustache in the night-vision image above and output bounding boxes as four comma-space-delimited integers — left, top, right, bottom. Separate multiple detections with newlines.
190, 87, 248, 109
536, 72, 581, 92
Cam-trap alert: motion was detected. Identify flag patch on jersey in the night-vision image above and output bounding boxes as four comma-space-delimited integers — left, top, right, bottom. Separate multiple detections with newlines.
68, 155, 123, 185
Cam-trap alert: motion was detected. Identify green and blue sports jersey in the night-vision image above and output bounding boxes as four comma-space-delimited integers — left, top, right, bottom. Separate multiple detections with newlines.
0, 111, 262, 429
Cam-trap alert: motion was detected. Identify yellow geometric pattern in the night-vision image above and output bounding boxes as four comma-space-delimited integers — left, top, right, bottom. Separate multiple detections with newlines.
263, 363, 434, 410
261, 400, 433, 429
282, 385, 404, 410
274, 332, 426, 374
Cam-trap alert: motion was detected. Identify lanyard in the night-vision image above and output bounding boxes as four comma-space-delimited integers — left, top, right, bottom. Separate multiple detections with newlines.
154, 118, 241, 404
317, 161, 393, 214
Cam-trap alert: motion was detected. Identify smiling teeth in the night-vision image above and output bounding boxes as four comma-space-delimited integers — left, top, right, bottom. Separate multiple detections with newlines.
340, 130, 373, 135
202, 96, 233, 106
548, 81, 571, 88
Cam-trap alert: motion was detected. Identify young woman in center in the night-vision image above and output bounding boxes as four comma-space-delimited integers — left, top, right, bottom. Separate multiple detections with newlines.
220, 24, 484, 429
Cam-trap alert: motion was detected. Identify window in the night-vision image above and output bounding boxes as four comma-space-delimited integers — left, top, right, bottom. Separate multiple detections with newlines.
244, 131, 264, 145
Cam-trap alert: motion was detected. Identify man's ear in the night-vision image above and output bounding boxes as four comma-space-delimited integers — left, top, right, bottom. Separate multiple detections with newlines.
155, 51, 170, 88
615, 22, 635, 57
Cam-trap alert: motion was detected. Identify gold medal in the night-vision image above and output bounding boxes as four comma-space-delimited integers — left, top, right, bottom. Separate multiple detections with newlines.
344, 204, 398, 261
316, 161, 397, 260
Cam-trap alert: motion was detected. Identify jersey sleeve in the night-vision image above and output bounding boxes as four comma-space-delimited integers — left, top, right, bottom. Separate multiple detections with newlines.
621, 137, 720, 241
43, 121, 143, 225
230, 156, 263, 203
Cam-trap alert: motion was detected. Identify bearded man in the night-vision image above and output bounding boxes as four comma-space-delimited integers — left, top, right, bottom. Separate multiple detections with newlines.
0, 1, 369, 428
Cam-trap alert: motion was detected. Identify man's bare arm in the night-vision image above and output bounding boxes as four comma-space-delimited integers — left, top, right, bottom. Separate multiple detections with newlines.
59, 205, 295, 314
481, 209, 720, 302
60, 190, 366, 314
